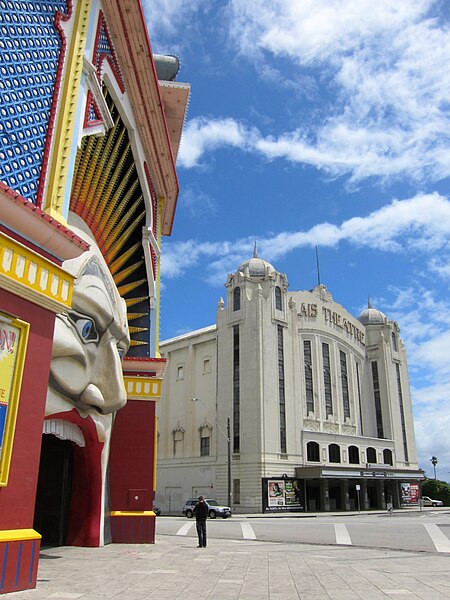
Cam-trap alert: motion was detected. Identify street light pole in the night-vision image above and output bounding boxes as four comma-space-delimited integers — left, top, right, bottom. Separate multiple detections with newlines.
192, 398, 232, 508
227, 416, 231, 509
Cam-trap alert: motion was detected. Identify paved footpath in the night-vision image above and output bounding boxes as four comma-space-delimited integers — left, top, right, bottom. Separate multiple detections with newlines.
5, 534, 450, 599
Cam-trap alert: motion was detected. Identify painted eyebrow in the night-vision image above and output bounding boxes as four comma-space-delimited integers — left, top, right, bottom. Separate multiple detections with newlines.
72, 280, 115, 333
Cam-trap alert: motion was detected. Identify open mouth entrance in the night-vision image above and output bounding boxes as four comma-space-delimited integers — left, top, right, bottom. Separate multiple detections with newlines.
34, 434, 74, 547
33, 414, 105, 547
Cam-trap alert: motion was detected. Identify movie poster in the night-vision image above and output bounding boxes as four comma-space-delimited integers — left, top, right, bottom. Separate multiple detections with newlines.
268, 480, 285, 506
0, 322, 20, 462
263, 478, 304, 512
0, 315, 28, 485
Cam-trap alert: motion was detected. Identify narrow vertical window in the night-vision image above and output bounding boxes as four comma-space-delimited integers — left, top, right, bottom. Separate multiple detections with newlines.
233, 479, 241, 504
233, 325, 240, 453
356, 362, 364, 435
307, 441, 320, 461
348, 445, 359, 464
233, 286, 241, 311
303, 340, 314, 414
200, 436, 210, 456
391, 332, 398, 352
366, 447, 377, 463
172, 429, 184, 457
278, 325, 286, 453
383, 449, 393, 466
340, 350, 350, 420
328, 443, 341, 463
275, 286, 282, 311
395, 363, 409, 462
371, 361, 384, 438
322, 342, 333, 417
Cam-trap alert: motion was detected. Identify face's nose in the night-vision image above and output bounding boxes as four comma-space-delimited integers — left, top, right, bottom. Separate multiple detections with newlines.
83, 336, 127, 414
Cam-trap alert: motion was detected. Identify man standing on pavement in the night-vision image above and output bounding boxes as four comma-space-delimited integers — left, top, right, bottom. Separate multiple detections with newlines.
193, 496, 208, 547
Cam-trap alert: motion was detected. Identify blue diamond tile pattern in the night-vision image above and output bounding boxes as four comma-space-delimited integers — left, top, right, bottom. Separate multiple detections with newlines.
0, 1, 68, 204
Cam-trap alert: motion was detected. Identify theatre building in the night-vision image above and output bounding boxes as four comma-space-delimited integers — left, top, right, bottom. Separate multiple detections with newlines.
0, 1, 189, 593
156, 250, 423, 514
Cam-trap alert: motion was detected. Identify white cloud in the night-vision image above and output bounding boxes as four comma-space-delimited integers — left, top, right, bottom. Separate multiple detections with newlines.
180, 186, 218, 219
228, 0, 431, 62
210, 1, 450, 182
376, 283, 450, 480
178, 117, 256, 168
143, 1, 450, 182
141, 0, 205, 50
414, 404, 450, 480
161, 191, 450, 280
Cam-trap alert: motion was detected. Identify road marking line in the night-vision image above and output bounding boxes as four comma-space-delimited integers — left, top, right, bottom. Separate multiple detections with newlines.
176, 522, 194, 536
241, 522, 256, 539
334, 523, 352, 545
424, 524, 450, 552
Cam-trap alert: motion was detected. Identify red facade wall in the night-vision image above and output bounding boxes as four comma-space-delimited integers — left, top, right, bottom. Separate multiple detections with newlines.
0, 289, 55, 530
109, 400, 156, 510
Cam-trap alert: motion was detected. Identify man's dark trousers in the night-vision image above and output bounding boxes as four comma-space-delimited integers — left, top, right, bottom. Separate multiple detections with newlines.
196, 519, 207, 547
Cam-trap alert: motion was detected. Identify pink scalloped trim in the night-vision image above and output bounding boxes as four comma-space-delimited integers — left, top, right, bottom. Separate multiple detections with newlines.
93, 10, 125, 92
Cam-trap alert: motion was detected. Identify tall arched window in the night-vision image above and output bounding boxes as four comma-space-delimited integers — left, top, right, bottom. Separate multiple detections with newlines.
348, 445, 360, 464
383, 449, 393, 466
307, 441, 320, 462
275, 286, 282, 310
366, 447, 377, 463
233, 286, 241, 311
329, 443, 341, 463
391, 332, 398, 352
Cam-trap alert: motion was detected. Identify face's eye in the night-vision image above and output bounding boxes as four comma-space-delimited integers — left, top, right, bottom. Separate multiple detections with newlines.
69, 313, 99, 343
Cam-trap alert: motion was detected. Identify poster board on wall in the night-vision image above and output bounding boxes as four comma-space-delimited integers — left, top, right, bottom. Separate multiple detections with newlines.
0, 312, 29, 486
262, 477, 304, 512
400, 481, 420, 505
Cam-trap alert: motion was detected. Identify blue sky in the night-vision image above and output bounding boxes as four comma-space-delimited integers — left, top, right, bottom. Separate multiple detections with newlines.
142, 0, 450, 483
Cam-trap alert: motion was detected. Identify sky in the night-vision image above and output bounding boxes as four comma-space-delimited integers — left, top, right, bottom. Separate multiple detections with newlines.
142, 0, 450, 483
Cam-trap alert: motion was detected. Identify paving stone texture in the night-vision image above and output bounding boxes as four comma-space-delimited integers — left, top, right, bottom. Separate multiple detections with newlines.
4, 533, 450, 599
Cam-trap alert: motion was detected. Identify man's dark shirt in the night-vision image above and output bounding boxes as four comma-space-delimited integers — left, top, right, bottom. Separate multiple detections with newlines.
193, 501, 208, 520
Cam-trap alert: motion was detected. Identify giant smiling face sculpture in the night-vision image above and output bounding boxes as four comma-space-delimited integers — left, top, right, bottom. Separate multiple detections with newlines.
45, 214, 130, 546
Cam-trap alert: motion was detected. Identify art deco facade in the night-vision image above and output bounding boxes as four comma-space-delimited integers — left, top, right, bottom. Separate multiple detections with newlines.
156, 252, 423, 514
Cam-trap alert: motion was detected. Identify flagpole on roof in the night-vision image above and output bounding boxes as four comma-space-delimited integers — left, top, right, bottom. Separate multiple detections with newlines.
315, 245, 321, 286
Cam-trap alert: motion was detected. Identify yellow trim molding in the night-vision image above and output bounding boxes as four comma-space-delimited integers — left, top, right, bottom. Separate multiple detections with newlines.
110, 511, 155, 517
44, 0, 92, 219
0, 529, 41, 542
0, 232, 74, 313
124, 376, 162, 400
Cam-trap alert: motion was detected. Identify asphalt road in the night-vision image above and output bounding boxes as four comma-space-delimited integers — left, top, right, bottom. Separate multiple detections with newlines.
156, 509, 450, 554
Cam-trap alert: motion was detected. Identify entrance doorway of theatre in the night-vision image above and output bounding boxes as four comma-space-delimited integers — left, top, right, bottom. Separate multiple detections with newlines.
328, 480, 343, 510
34, 434, 73, 547
366, 482, 379, 508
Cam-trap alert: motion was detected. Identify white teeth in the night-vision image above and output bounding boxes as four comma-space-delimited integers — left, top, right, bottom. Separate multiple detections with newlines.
43, 419, 86, 447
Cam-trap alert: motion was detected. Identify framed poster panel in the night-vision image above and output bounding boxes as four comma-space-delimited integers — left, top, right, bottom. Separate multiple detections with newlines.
262, 477, 304, 512
0, 312, 30, 486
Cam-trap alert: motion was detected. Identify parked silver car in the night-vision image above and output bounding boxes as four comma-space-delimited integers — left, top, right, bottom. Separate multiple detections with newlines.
182, 498, 231, 519
421, 495, 443, 507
